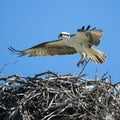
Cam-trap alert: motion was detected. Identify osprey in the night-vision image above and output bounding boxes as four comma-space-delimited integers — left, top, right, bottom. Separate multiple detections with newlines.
8, 25, 106, 66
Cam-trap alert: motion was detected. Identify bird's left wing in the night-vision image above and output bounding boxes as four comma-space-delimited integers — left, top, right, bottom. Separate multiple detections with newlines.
77, 26, 103, 47
86, 30, 103, 46
8, 39, 77, 57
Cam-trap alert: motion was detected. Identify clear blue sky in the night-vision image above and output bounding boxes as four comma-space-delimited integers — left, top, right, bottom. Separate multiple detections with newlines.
1, 0, 120, 83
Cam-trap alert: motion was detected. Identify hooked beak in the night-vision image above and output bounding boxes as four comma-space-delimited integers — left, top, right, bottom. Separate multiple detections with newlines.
58, 33, 62, 38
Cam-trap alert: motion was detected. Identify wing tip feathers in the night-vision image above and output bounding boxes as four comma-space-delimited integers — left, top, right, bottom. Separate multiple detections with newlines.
8, 46, 24, 57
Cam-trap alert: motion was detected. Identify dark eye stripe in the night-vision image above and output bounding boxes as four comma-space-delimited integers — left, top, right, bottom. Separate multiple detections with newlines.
60, 33, 75, 37
63, 34, 69, 36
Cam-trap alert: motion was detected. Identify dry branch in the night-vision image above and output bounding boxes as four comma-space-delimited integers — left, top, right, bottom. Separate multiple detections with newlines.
0, 70, 120, 120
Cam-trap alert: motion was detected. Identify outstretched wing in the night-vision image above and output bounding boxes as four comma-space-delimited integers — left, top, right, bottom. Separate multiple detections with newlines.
77, 25, 103, 47
8, 39, 77, 57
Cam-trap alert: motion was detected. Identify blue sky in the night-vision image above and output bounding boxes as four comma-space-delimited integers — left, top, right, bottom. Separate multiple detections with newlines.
1, 0, 120, 83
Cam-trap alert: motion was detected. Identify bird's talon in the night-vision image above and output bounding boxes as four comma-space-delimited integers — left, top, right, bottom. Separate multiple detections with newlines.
77, 60, 83, 67
77, 59, 88, 67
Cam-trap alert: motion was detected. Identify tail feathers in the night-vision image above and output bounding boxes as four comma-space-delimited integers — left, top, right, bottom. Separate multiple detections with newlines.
86, 47, 106, 64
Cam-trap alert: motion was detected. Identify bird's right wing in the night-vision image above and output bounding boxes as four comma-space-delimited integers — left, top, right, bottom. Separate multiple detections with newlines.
8, 39, 77, 57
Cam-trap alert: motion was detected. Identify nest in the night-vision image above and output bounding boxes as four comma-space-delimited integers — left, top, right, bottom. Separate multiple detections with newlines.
0, 70, 120, 120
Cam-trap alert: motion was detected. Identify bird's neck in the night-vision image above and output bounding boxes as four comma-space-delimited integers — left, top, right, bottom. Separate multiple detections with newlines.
63, 37, 74, 47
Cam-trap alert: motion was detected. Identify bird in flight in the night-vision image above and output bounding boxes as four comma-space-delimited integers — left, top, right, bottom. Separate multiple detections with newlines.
8, 25, 106, 66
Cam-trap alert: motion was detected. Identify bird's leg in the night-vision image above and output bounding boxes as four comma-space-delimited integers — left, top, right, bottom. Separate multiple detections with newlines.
78, 59, 89, 75
77, 53, 87, 67
77, 58, 87, 67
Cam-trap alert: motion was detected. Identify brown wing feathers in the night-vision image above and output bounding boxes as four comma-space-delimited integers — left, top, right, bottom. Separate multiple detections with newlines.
8, 47, 24, 57
8, 39, 77, 57
77, 25, 103, 47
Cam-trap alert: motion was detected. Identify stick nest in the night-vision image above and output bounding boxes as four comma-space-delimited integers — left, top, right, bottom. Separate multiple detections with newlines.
0, 71, 120, 120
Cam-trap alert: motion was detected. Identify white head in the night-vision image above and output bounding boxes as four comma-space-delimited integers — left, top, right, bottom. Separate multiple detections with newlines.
58, 32, 75, 39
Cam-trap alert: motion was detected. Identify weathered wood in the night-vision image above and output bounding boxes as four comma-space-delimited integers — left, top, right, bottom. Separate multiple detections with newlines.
0, 70, 119, 120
